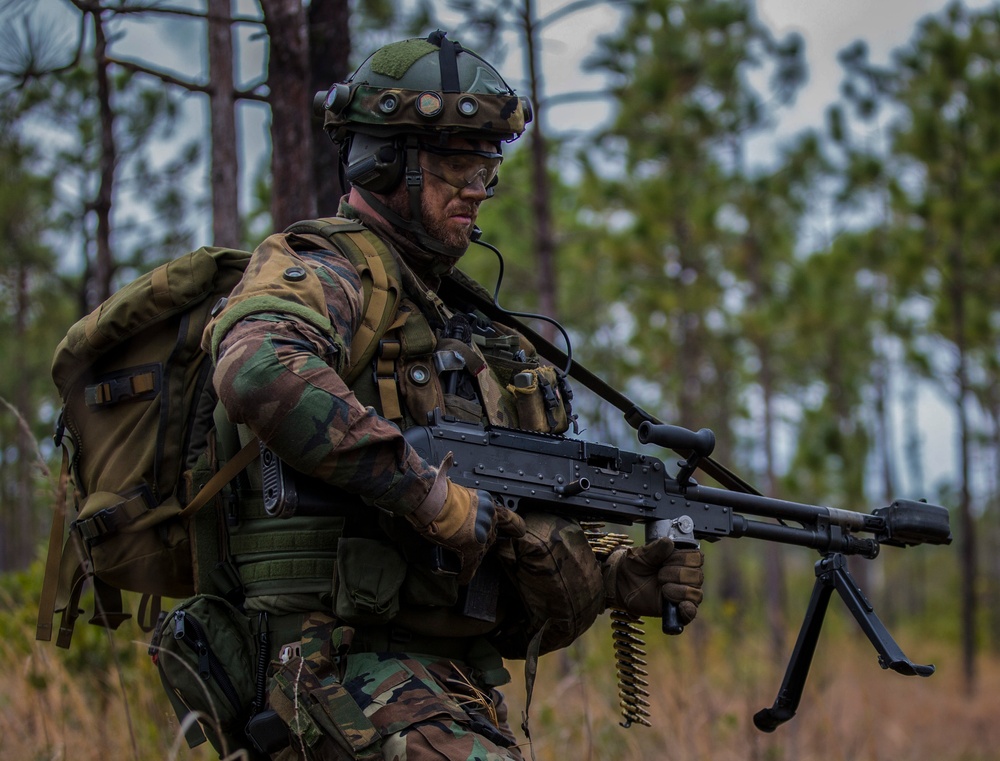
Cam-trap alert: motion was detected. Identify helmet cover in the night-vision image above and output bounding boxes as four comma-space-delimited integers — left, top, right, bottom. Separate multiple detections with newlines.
322, 32, 532, 143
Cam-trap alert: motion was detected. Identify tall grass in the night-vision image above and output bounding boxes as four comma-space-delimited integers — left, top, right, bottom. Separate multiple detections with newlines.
3, 612, 995, 761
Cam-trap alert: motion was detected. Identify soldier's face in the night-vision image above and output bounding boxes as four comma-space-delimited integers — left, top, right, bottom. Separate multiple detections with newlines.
388, 136, 496, 249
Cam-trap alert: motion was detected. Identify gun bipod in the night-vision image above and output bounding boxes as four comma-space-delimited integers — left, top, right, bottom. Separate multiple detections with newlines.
753, 552, 935, 732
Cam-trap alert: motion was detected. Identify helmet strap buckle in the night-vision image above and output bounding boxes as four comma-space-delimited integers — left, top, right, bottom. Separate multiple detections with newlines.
404, 139, 422, 188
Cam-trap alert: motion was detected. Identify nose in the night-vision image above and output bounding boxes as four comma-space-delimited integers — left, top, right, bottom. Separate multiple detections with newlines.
460, 173, 489, 200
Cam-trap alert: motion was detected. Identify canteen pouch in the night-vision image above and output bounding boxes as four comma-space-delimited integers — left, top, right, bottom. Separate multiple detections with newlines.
334, 538, 407, 625
152, 594, 257, 753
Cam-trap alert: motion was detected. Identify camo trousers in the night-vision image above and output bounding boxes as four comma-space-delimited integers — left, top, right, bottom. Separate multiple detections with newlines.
268, 616, 523, 760
351, 653, 523, 761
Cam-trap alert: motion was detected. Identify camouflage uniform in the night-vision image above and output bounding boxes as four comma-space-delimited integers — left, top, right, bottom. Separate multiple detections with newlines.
204, 32, 606, 760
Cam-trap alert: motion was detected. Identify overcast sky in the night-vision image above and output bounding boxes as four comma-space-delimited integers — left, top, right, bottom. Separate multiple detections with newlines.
525, 0, 997, 138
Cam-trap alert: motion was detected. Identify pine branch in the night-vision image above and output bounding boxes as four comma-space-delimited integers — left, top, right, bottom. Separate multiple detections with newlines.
105, 54, 268, 102
536, 0, 635, 33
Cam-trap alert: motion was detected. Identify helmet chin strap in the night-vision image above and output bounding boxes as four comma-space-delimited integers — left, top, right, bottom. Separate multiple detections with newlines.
355, 136, 469, 262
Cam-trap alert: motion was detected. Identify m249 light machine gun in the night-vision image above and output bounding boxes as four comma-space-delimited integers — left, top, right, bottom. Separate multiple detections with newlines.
402, 411, 953, 732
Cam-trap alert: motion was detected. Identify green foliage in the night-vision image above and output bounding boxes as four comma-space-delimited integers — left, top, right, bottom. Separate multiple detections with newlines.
577, 0, 812, 464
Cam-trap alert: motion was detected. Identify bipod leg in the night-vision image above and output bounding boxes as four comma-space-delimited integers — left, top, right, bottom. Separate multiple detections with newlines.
825, 553, 936, 678
753, 554, 836, 732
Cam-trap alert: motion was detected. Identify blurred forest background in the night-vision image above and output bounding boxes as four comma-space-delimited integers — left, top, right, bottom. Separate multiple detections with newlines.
0, 0, 998, 758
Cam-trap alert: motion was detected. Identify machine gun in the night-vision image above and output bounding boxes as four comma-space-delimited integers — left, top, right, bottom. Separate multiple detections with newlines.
402, 410, 952, 732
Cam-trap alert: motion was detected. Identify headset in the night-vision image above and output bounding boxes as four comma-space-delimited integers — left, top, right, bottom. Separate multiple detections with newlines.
342, 133, 405, 195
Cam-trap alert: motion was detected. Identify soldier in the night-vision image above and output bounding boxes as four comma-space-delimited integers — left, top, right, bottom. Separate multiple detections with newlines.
205, 31, 704, 760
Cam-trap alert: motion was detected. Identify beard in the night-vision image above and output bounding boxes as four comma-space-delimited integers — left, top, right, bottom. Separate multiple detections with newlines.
384, 184, 477, 251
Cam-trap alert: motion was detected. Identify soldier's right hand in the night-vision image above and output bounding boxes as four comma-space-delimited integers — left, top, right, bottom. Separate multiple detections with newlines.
406, 456, 525, 584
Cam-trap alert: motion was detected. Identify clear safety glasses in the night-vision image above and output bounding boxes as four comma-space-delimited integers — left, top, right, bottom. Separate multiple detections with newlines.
419, 144, 503, 191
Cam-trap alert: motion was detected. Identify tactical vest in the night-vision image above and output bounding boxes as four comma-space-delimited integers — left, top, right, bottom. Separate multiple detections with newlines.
203, 226, 575, 640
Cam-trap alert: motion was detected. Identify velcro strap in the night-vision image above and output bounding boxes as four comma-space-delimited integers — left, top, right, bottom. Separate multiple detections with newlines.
150, 263, 173, 310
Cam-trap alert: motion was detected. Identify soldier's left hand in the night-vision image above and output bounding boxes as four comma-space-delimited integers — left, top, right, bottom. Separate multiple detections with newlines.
603, 537, 704, 623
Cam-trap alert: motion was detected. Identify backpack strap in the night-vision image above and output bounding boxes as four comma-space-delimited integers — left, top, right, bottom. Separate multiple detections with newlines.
36, 448, 71, 643
282, 217, 402, 385
178, 435, 262, 519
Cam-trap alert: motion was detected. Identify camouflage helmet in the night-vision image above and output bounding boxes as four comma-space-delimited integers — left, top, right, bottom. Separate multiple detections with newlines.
318, 31, 532, 144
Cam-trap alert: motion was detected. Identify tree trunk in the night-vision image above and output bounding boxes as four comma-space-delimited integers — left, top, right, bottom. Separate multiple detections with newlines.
308, 0, 350, 215
744, 229, 786, 660
208, 0, 240, 247
949, 238, 977, 695
758, 341, 787, 661
92, 8, 116, 308
261, 0, 315, 229
521, 0, 559, 337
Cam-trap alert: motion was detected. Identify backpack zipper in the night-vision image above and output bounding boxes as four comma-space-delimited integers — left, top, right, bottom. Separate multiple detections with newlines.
173, 609, 245, 717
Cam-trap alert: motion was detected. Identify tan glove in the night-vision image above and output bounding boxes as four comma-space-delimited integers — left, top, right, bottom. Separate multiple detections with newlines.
407, 454, 526, 584
603, 537, 704, 624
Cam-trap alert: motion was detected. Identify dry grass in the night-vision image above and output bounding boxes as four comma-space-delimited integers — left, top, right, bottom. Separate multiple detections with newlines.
502, 617, 999, 761
0, 634, 216, 761
2, 612, 996, 761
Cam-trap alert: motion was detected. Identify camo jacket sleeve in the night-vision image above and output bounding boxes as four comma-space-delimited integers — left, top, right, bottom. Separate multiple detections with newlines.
205, 233, 437, 515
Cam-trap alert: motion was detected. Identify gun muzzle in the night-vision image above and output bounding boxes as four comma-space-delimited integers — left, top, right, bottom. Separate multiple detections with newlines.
874, 499, 952, 547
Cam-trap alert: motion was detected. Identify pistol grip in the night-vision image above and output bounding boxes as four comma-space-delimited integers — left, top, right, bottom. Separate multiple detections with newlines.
662, 595, 684, 635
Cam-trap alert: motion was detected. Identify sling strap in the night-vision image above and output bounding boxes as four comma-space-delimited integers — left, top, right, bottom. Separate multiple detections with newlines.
440, 271, 762, 497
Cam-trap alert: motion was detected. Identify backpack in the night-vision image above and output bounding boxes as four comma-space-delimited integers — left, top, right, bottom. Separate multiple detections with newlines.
36, 218, 401, 649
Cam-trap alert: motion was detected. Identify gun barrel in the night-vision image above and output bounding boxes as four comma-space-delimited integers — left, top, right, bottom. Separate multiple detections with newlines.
684, 484, 867, 530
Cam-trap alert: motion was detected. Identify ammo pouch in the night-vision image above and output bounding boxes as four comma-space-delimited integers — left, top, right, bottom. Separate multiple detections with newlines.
491, 513, 604, 659
152, 594, 257, 754
504, 364, 573, 434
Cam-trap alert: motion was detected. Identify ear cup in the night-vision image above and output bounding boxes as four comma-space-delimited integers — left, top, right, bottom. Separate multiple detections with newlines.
344, 135, 403, 194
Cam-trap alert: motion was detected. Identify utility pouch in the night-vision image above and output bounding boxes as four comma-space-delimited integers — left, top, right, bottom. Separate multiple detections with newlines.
334, 537, 407, 625
506, 365, 573, 434
441, 393, 484, 424
152, 594, 257, 754
268, 614, 382, 760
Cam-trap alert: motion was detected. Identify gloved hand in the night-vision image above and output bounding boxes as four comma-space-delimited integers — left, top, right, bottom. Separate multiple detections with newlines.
603, 537, 704, 624
407, 454, 526, 584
